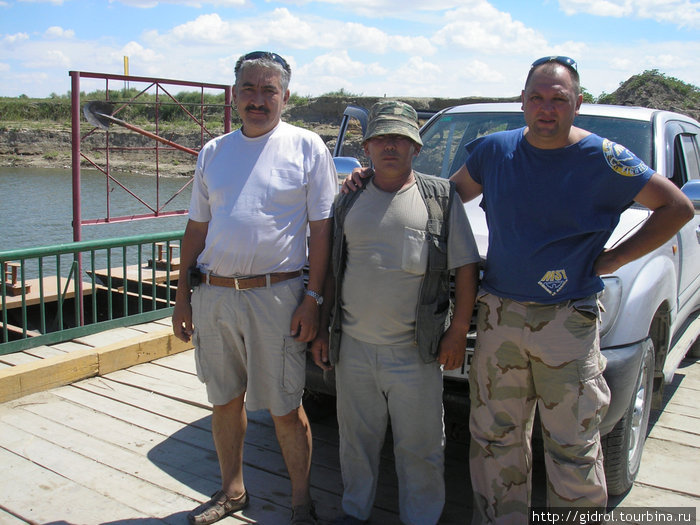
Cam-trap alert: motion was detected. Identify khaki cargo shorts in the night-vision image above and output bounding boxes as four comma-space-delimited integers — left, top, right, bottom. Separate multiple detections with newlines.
191, 277, 307, 416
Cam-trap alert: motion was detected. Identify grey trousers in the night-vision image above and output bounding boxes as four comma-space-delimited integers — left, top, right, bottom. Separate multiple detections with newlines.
335, 333, 446, 525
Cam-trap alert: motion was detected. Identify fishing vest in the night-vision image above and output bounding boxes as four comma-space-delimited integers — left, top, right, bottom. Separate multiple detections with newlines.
329, 171, 454, 364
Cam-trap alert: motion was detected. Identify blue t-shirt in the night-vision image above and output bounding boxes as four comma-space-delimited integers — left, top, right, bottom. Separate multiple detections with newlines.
466, 127, 654, 303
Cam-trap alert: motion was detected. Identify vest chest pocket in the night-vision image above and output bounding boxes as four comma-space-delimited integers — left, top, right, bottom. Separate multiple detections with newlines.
402, 226, 429, 275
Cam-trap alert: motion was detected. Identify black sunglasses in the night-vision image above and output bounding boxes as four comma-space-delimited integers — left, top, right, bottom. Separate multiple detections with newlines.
240, 51, 290, 73
531, 56, 578, 74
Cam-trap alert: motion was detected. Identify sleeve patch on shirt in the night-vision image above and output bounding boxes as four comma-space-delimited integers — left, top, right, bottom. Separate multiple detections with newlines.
603, 139, 649, 177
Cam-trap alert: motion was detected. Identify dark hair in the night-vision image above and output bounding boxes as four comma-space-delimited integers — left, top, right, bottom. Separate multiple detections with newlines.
525, 60, 580, 95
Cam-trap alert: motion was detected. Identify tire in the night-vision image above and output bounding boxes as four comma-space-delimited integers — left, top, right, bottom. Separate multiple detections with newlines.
688, 335, 700, 359
301, 389, 336, 422
602, 340, 654, 495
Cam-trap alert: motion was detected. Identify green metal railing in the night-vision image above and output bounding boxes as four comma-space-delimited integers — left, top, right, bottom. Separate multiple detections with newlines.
0, 231, 184, 356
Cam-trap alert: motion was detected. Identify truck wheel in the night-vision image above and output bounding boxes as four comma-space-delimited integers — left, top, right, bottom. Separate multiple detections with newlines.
302, 389, 336, 422
602, 341, 654, 495
688, 336, 700, 358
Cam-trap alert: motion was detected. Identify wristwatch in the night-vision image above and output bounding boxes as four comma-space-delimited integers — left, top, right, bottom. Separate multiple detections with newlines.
305, 289, 324, 306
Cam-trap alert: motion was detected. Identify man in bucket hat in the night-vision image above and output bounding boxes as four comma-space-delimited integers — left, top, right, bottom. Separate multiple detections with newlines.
311, 100, 481, 524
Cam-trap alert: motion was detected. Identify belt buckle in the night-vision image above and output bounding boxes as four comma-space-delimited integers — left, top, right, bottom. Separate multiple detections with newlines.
234, 277, 241, 290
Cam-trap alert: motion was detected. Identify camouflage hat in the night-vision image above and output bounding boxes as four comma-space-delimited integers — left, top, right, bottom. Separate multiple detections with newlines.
363, 100, 423, 146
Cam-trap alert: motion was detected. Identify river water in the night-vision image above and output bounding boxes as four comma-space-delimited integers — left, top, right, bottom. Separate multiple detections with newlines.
0, 167, 191, 251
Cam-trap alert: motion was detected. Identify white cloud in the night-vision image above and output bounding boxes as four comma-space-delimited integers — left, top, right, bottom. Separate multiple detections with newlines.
44, 26, 75, 39
25, 48, 71, 68
3, 33, 30, 44
111, 0, 245, 7
18, 0, 65, 4
147, 8, 434, 56
299, 50, 386, 79
119, 41, 163, 64
558, 0, 700, 29
432, 2, 550, 55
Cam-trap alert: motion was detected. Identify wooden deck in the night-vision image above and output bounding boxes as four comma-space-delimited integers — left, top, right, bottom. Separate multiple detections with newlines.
0, 319, 698, 524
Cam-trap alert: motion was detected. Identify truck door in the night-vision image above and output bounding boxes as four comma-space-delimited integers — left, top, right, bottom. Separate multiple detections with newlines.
671, 123, 700, 313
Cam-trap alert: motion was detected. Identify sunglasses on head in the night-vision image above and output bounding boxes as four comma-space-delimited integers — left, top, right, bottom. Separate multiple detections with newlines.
240, 51, 291, 73
530, 56, 578, 74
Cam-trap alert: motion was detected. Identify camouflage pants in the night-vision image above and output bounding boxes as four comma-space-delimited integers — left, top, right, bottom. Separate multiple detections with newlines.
469, 293, 610, 524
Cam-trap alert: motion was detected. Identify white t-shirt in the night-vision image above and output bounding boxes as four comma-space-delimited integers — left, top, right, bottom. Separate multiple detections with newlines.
189, 121, 338, 276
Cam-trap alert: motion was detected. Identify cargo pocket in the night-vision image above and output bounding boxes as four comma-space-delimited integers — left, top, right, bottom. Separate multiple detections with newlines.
281, 335, 307, 394
192, 330, 209, 384
570, 295, 601, 322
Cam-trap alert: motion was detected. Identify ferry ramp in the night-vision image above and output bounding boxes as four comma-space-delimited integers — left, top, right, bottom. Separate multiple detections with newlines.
0, 316, 698, 524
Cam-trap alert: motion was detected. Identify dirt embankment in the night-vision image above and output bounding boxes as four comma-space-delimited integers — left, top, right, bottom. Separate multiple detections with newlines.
2, 78, 698, 176
0, 95, 515, 176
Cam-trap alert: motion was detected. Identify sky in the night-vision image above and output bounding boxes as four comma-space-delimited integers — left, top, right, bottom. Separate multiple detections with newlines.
0, 0, 698, 101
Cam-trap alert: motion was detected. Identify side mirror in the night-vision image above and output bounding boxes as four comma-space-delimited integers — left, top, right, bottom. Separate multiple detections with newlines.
681, 179, 700, 211
333, 156, 362, 184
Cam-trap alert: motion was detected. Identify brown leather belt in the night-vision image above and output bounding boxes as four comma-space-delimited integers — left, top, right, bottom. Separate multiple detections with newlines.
204, 270, 302, 290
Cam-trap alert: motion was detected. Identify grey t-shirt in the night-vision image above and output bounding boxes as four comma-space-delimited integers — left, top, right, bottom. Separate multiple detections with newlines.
341, 179, 480, 345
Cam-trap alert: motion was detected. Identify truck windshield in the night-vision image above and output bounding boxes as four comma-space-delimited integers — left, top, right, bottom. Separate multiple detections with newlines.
414, 111, 653, 179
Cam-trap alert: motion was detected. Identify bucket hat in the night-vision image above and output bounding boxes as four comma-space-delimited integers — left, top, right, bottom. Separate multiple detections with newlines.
363, 100, 423, 146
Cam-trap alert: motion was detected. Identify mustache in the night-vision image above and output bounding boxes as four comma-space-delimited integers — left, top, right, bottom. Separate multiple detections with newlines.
245, 105, 269, 113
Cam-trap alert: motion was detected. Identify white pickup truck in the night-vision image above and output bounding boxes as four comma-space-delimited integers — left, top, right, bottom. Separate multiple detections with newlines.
307, 102, 700, 495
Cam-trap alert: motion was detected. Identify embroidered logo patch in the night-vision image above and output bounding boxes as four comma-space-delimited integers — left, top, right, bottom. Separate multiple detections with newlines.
603, 139, 649, 177
538, 269, 568, 296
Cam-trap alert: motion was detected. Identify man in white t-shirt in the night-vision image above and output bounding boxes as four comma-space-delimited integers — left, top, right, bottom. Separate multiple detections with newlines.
172, 51, 337, 525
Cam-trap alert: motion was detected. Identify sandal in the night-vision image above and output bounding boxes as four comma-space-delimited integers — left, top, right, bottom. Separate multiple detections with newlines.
291, 500, 319, 525
187, 490, 249, 525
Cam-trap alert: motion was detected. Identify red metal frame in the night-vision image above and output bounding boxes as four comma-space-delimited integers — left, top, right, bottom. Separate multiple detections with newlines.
70, 71, 232, 241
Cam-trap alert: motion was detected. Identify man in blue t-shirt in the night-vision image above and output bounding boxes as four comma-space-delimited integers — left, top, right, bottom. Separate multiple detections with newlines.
450, 57, 694, 524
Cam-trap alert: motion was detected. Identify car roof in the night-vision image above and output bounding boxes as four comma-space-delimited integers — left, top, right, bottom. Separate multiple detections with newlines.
439, 102, 699, 126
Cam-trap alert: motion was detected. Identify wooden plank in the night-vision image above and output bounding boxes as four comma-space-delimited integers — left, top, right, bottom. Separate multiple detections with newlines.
0, 327, 192, 403
0, 347, 97, 403
0, 508, 27, 524
63, 376, 406, 523
106, 364, 211, 407
0, 390, 343, 523
94, 329, 192, 376
634, 438, 700, 497
0, 402, 252, 524
50, 340, 93, 352
73, 375, 347, 480
662, 393, 700, 414
150, 349, 197, 375
0, 321, 41, 337
72, 325, 145, 347
0, 351, 41, 366
2, 277, 94, 310
92, 263, 177, 285
131, 320, 175, 333
76, 375, 212, 426
647, 424, 700, 448
56, 383, 213, 446
611, 481, 700, 509
23, 344, 69, 358
0, 445, 165, 524
652, 410, 700, 437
